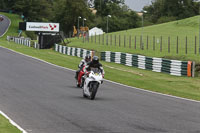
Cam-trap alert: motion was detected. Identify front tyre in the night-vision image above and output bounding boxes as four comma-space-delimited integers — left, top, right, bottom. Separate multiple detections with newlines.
90, 82, 99, 100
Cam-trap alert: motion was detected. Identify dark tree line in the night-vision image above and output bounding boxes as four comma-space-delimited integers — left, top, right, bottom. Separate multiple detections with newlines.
0, 0, 200, 34
0, 0, 141, 34
143, 0, 199, 24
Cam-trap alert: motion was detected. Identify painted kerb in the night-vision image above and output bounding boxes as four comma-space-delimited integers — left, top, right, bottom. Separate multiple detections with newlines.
55, 44, 94, 58
101, 51, 195, 77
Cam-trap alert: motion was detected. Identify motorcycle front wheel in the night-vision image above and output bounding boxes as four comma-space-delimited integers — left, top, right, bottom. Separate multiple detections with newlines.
90, 82, 99, 100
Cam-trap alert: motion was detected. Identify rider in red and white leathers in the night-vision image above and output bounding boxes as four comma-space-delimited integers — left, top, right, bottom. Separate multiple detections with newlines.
75, 55, 91, 85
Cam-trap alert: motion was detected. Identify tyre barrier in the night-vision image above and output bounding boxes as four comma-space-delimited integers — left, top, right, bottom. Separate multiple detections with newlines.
55, 44, 94, 58
7, 36, 31, 47
101, 51, 195, 77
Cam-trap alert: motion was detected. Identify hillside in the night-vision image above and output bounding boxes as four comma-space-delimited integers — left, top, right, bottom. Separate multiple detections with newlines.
69, 16, 200, 63
0, 12, 22, 39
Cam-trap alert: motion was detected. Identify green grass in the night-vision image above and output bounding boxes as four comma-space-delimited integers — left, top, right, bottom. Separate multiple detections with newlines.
69, 16, 200, 63
0, 11, 200, 106
0, 114, 22, 133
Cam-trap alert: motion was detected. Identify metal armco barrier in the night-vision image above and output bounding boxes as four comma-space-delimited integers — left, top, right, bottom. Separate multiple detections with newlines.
101, 51, 195, 77
7, 36, 31, 47
55, 44, 94, 58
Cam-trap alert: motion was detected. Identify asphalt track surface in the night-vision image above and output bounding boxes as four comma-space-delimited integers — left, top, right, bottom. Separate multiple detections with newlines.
0, 47, 200, 133
0, 14, 10, 37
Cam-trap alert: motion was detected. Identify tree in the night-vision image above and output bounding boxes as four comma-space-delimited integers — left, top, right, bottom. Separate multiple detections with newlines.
143, 0, 199, 24
13, 0, 53, 21
92, 0, 140, 32
52, 0, 94, 33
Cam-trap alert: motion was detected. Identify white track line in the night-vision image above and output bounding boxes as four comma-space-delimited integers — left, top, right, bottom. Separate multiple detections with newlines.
0, 110, 27, 133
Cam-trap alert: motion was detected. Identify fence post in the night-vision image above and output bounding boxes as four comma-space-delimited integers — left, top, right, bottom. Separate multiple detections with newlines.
168, 36, 170, 53
119, 35, 121, 47
176, 36, 179, 54
95, 34, 96, 44
124, 35, 126, 48
99, 35, 101, 44
129, 35, 131, 48
160, 36, 162, 52
153, 36, 155, 51
110, 34, 112, 45
140, 35, 142, 49
147, 35, 148, 50
195, 36, 197, 54
186, 36, 188, 54
106, 34, 108, 45
115, 34, 116, 46
102, 34, 104, 45
135, 36, 137, 49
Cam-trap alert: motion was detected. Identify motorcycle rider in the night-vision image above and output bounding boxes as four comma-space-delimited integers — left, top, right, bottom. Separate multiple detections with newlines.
75, 54, 91, 85
84, 56, 105, 78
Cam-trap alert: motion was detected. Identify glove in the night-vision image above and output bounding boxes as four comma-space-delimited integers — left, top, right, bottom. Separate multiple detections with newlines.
86, 72, 90, 77
102, 74, 104, 78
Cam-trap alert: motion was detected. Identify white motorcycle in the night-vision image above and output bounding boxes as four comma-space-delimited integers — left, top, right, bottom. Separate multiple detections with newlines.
83, 68, 103, 100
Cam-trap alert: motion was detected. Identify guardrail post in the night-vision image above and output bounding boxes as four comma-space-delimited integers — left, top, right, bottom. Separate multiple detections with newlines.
192, 61, 195, 78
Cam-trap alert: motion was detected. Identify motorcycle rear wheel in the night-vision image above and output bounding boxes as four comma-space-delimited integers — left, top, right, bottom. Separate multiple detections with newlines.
83, 89, 87, 98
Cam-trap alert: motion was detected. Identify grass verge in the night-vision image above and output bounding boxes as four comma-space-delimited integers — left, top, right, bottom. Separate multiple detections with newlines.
0, 114, 22, 133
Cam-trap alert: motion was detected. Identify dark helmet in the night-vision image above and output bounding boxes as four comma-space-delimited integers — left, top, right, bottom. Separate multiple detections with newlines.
92, 56, 99, 64
85, 54, 91, 62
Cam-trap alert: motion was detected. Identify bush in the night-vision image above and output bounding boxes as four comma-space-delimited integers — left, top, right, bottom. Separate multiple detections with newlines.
25, 31, 37, 40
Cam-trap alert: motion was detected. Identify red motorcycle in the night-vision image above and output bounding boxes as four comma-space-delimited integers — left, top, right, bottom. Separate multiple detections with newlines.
76, 66, 86, 88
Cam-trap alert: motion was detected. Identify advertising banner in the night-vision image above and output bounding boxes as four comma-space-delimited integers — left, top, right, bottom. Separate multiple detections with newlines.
26, 22, 59, 32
